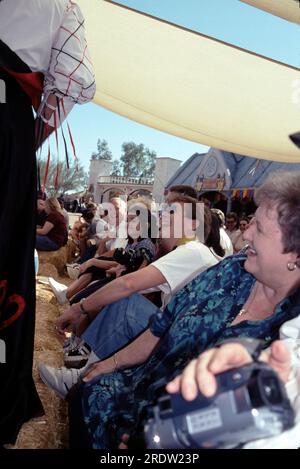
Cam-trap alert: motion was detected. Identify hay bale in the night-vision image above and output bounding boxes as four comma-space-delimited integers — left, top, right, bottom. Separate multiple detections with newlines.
14, 351, 69, 449
65, 238, 80, 263
38, 262, 58, 279
38, 246, 68, 276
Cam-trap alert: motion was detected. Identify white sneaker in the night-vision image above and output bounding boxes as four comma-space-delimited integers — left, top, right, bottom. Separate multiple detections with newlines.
38, 363, 83, 399
48, 277, 68, 305
64, 341, 91, 369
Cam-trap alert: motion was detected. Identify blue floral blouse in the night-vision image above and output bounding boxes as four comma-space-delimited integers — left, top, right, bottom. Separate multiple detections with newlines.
80, 254, 300, 449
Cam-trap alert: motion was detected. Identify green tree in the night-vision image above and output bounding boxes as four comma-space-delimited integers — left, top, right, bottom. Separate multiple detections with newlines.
38, 158, 87, 196
111, 159, 122, 176
120, 142, 156, 177
91, 138, 112, 160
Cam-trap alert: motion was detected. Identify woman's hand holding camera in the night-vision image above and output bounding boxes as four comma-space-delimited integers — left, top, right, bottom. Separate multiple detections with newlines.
166, 341, 291, 401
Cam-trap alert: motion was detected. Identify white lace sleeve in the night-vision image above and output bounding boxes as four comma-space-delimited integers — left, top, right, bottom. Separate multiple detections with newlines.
243, 317, 300, 449
43, 1, 96, 105
243, 341, 300, 449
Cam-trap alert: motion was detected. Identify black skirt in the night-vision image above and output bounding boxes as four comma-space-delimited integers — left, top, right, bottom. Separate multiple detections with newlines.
0, 68, 43, 444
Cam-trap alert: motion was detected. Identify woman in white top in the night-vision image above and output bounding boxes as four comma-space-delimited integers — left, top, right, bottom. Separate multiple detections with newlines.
0, 0, 95, 445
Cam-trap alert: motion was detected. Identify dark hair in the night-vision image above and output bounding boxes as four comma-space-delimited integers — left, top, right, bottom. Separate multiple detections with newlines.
211, 208, 225, 227
226, 212, 238, 222
169, 185, 198, 199
170, 194, 212, 242
86, 202, 97, 210
81, 209, 94, 223
255, 171, 300, 257
205, 212, 225, 258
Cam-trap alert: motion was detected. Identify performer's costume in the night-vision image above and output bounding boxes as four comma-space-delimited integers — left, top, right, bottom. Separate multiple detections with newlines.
0, 0, 95, 444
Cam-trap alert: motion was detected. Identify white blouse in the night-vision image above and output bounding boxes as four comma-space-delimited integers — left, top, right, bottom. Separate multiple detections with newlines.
0, 0, 95, 118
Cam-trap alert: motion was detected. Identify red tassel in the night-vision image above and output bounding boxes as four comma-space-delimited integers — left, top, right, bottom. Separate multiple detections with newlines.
62, 100, 79, 170
53, 111, 59, 158
43, 144, 51, 192
54, 162, 59, 190
53, 110, 61, 191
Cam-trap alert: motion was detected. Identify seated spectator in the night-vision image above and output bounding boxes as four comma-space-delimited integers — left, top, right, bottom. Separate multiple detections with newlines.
95, 208, 109, 240
92, 197, 128, 256
57, 197, 70, 229
36, 196, 47, 228
70, 219, 84, 245
63, 171, 300, 449
78, 210, 98, 262
48, 199, 157, 305
39, 197, 223, 394
85, 201, 97, 215
233, 216, 249, 253
71, 198, 79, 213
206, 210, 226, 260
225, 211, 240, 243
36, 197, 68, 251
211, 208, 233, 256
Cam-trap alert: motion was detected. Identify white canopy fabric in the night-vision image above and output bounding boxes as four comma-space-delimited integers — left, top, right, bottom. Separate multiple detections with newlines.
77, 0, 300, 163
240, 0, 300, 25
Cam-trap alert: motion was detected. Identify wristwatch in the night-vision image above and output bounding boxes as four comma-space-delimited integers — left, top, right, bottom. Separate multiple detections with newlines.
217, 337, 265, 362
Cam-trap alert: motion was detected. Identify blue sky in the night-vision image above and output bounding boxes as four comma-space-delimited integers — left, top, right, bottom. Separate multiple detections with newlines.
53, 0, 300, 171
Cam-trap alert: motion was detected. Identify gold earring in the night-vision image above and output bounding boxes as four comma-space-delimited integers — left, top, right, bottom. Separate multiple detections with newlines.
287, 262, 297, 271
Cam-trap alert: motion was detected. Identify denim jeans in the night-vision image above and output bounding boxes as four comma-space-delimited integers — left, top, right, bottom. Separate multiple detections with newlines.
79, 245, 97, 263
36, 235, 59, 251
82, 293, 160, 360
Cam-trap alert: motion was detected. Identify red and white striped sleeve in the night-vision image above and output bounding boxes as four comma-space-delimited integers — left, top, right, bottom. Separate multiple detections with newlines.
43, 0, 96, 105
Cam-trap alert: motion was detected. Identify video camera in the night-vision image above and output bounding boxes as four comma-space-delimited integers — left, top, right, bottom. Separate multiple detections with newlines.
144, 361, 294, 449
113, 247, 147, 273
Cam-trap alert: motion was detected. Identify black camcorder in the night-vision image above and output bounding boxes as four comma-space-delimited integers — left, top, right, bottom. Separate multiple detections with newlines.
113, 247, 147, 273
144, 361, 294, 449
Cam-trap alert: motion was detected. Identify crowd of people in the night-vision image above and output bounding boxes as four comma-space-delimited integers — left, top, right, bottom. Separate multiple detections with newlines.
12, 173, 300, 449
34, 172, 300, 450
1, 0, 300, 453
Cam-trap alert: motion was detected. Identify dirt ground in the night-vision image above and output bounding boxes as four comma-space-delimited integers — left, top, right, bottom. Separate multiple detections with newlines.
12, 275, 72, 449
